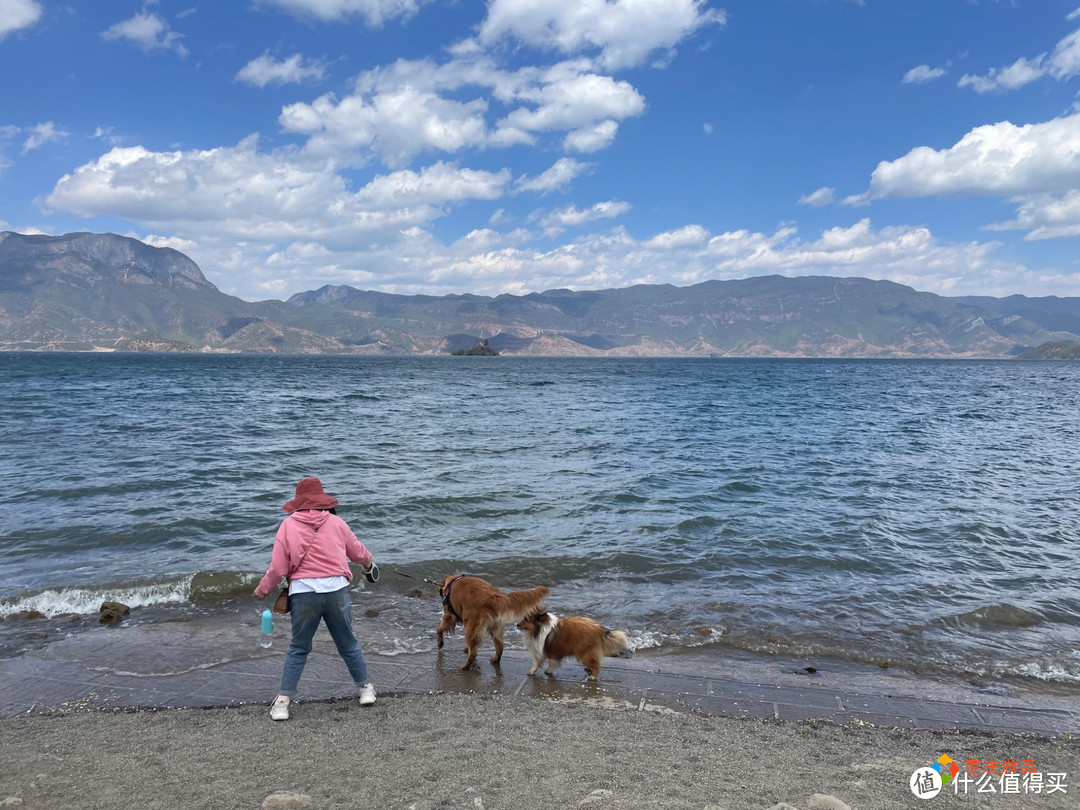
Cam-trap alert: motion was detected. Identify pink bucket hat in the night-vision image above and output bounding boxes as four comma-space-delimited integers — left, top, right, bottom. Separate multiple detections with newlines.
282, 477, 339, 512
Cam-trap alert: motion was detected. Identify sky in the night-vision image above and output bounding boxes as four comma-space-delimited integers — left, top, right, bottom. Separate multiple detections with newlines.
2, 1, 1080, 302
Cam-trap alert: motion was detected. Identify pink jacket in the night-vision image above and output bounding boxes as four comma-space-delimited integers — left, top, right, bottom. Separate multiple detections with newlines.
257, 510, 373, 596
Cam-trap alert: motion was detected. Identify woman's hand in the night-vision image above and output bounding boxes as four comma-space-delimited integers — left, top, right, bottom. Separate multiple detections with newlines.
253, 587, 266, 599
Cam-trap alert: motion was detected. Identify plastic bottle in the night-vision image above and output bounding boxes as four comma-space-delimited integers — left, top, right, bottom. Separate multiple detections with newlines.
260, 608, 274, 648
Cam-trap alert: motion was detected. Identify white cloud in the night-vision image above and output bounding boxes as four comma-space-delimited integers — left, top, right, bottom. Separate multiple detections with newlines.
958, 55, 1046, 93
44, 138, 514, 245
0, 0, 42, 40
563, 119, 619, 152
21, 121, 67, 154
1049, 28, 1080, 80
93, 125, 125, 146
261, 217, 1073, 301
139, 233, 199, 252
864, 113, 1080, 241
354, 161, 511, 208
957, 23, 1080, 93
497, 71, 645, 134
256, 0, 422, 27
516, 157, 590, 193
536, 199, 630, 235
280, 57, 645, 167
45, 143, 1075, 298
101, 11, 188, 56
236, 52, 327, 88
839, 193, 869, 208
987, 190, 1080, 240
798, 187, 835, 207
868, 114, 1080, 199
644, 224, 709, 249
903, 64, 946, 84
477, 0, 725, 70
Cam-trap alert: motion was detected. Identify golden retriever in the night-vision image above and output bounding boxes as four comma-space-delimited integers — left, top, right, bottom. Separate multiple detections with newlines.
437, 574, 550, 670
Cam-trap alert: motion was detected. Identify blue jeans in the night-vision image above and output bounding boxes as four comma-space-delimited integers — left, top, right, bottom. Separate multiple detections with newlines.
279, 587, 370, 697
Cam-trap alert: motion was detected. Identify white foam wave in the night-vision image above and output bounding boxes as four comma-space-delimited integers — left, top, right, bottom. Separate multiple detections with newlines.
0, 576, 194, 619
1008, 661, 1080, 684
686, 627, 726, 647
622, 629, 672, 651
90, 658, 237, 678
375, 635, 436, 656
621, 627, 727, 651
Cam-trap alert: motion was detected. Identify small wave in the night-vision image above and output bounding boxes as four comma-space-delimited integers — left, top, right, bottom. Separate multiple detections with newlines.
1007, 661, 1080, 684
374, 636, 437, 656
934, 603, 1042, 630
721, 481, 761, 493
674, 515, 722, 531
0, 570, 266, 619
622, 629, 671, 651
0, 577, 194, 619
189, 571, 260, 601
90, 658, 240, 678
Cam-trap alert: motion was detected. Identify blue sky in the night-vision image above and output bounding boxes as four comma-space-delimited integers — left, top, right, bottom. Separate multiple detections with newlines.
3, 0, 1080, 301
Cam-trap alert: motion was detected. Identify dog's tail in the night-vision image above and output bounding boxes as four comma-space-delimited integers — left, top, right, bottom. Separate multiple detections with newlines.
602, 629, 629, 657
494, 586, 550, 623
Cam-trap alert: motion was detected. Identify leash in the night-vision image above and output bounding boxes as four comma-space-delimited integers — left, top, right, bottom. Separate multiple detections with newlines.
392, 569, 441, 586
394, 569, 468, 621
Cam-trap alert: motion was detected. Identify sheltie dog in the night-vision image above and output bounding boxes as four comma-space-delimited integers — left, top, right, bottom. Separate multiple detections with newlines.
517, 611, 629, 680
436, 574, 550, 671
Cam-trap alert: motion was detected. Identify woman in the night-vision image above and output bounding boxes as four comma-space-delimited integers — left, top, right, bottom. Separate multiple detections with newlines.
254, 477, 376, 721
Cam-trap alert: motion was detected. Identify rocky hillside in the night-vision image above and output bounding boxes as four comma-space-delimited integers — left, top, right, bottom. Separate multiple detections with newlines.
1020, 341, 1080, 359
3, 231, 1079, 357
0, 232, 366, 353
288, 276, 1077, 357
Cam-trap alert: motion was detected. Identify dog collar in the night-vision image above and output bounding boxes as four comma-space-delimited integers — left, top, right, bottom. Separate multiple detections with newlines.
441, 575, 466, 620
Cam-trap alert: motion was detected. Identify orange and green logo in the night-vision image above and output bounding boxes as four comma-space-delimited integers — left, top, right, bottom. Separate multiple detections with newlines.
934, 755, 960, 785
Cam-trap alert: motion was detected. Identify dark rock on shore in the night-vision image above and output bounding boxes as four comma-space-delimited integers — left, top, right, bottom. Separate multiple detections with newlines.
99, 601, 130, 625
2, 610, 46, 622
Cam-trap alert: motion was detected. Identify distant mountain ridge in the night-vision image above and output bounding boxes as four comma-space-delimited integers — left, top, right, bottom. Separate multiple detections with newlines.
2, 231, 1079, 357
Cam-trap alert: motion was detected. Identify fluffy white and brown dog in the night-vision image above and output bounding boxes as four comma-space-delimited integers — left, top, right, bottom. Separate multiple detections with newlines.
516, 611, 629, 680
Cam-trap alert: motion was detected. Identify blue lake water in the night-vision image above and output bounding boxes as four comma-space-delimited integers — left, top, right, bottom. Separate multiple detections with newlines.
1, 354, 1078, 691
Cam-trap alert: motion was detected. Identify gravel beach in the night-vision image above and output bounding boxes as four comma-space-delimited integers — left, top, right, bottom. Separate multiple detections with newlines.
1, 693, 1076, 810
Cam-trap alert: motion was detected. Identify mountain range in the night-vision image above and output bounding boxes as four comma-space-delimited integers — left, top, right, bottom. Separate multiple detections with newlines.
2, 231, 1078, 358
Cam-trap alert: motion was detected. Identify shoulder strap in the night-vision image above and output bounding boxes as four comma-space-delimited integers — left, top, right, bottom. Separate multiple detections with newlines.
286, 524, 320, 582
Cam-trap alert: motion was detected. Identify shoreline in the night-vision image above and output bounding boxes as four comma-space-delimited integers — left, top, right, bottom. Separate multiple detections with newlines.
1, 607, 1077, 809
3, 693, 1077, 810
3, 580, 1078, 702
2, 617, 1077, 736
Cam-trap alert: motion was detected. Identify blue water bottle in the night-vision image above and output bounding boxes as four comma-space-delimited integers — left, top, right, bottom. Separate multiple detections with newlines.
260, 609, 274, 648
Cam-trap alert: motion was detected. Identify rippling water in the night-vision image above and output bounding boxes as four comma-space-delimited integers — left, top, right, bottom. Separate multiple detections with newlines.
2, 354, 1079, 690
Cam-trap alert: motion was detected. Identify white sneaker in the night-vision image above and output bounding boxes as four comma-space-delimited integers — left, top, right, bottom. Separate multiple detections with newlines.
270, 695, 290, 721
358, 683, 376, 706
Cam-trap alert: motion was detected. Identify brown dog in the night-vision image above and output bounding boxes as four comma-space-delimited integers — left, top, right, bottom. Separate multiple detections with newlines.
516, 611, 629, 680
437, 574, 550, 670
